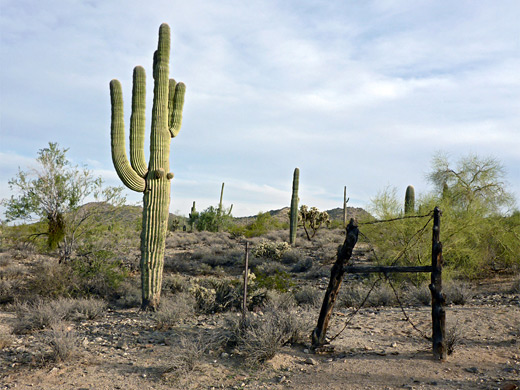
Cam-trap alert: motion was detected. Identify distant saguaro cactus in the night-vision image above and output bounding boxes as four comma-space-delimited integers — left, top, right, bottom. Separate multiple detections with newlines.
110, 23, 186, 310
405, 185, 415, 215
189, 201, 198, 231
343, 186, 349, 228
289, 168, 299, 245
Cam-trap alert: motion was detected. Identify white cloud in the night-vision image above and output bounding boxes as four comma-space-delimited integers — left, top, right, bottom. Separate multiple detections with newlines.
1, 0, 519, 218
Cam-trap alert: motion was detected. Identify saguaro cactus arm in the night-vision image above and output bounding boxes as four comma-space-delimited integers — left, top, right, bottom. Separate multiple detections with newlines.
110, 79, 146, 192
168, 79, 186, 138
130, 66, 148, 178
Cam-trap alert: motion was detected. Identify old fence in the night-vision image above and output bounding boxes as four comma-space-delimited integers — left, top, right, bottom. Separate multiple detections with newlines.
311, 207, 447, 360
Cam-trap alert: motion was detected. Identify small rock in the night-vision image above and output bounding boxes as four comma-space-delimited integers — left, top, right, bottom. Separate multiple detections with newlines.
391, 342, 397, 348
117, 340, 129, 350
220, 352, 229, 358
277, 375, 287, 383
305, 357, 318, 365
464, 367, 479, 374
303, 348, 310, 354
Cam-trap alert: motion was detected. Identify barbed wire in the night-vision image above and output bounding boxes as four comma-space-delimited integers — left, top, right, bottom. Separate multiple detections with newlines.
329, 210, 435, 343
385, 275, 431, 341
358, 211, 433, 226
328, 275, 383, 342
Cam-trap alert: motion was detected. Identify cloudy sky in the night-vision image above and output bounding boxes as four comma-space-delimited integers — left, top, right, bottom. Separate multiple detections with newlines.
1, 0, 519, 218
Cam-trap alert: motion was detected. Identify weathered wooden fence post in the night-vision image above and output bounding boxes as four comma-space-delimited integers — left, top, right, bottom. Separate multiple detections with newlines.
242, 241, 249, 323
430, 207, 446, 360
312, 218, 359, 349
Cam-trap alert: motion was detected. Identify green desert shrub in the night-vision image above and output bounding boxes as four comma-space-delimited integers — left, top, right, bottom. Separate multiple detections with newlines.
255, 270, 294, 293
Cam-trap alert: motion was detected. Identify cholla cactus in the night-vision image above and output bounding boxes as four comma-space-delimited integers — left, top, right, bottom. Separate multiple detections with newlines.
251, 240, 291, 260
299, 205, 330, 241
109, 24, 186, 310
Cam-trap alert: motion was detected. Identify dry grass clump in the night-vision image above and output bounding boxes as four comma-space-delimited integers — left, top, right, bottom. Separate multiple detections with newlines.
154, 293, 195, 330
509, 277, 520, 294
406, 283, 432, 306
162, 273, 190, 295
114, 278, 142, 308
45, 322, 80, 362
291, 257, 313, 273
445, 321, 463, 355
70, 298, 107, 320
368, 283, 395, 307
336, 283, 369, 308
164, 333, 209, 379
14, 297, 106, 334
218, 292, 311, 367
0, 279, 17, 305
294, 285, 322, 307
0, 333, 13, 349
444, 281, 474, 305
14, 300, 66, 334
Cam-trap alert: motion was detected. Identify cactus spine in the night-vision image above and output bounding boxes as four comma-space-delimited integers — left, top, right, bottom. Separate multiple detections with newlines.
289, 168, 299, 245
405, 185, 415, 215
110, 23, 186, 310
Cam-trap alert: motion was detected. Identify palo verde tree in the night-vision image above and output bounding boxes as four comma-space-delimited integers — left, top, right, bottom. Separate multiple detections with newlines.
109, 23, 186, 310
2, 142, 124, 258
428, 152, 516, 214
366, 153, 518, 278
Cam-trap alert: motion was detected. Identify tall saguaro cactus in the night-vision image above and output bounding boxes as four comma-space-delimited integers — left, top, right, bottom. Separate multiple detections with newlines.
405, 185, 415, 215
110, 23, 186, 310
289, 168, 299, 245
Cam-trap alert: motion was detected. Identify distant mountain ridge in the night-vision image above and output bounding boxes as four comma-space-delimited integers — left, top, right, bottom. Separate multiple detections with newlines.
235, 206, 371, 225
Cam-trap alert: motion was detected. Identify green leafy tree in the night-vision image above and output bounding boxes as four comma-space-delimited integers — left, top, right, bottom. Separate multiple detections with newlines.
299, 205, 330, 241
196, 205, 233, 232
2, 142, 125, 259
428, 152, 515, 214
365, 153, 518, 279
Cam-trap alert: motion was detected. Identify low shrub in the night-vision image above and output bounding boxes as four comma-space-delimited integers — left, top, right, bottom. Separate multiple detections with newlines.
230, 293, 310, 367
294, 286, 322, 307
291, 257, 313, 273
45, 322, 80, 362
114, 279, 141, 308
165, 333, 209, 379
154, 293, 195, 329
255, 270, 294, 293
444, 281, 474, 305
406, 283, 431, 306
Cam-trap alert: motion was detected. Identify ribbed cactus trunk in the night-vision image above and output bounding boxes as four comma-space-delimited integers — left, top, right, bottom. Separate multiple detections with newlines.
109, 24, 185, 311
289, 168, 299, 245
405, 185, 415, 215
